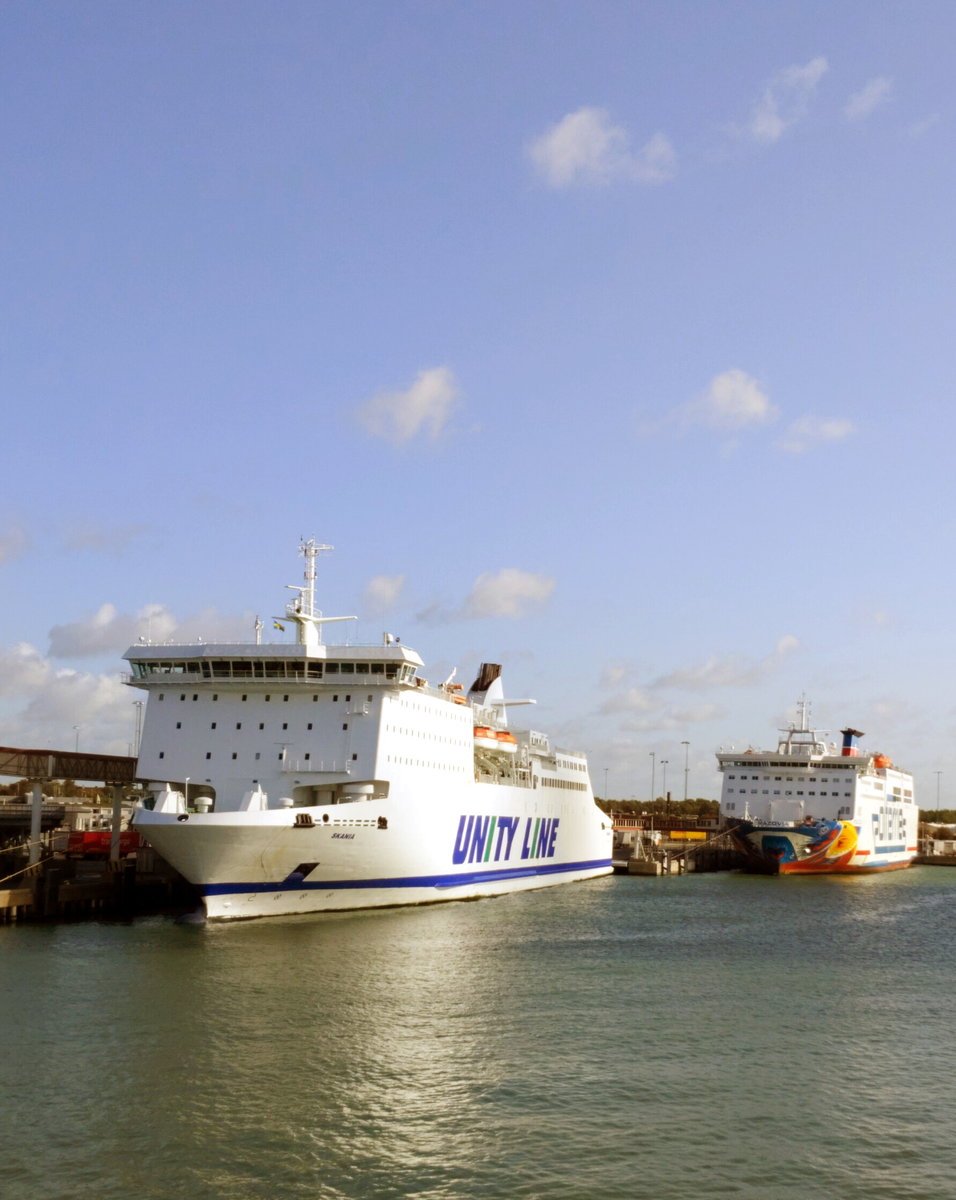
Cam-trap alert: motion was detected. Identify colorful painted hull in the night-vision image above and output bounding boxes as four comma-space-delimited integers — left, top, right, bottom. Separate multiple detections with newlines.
730, 819, 915, 875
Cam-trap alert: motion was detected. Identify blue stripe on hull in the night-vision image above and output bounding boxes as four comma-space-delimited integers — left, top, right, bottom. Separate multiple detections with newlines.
201, 857, 612, 897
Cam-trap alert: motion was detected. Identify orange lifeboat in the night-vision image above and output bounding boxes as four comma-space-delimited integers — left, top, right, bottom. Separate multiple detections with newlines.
496, 731, 518, 753
473, 726, 499, 751
873, 754, 893, 769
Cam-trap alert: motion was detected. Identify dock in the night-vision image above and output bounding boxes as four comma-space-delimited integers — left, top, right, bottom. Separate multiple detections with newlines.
612, 812, 746, 875
0, 847, 196, 923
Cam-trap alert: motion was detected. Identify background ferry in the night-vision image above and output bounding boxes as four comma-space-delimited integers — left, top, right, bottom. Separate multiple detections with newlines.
718, 704, 918, 874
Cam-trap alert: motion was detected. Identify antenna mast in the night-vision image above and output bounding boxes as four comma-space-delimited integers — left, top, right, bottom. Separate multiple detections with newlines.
300, 537, 334, 620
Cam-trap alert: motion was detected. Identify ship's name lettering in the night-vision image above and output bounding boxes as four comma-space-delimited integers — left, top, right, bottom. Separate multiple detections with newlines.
452, 815, 560, 864
331, 833, 355, 840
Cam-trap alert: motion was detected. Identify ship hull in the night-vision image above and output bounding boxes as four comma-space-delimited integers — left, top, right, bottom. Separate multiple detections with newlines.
729, 819, 916, 876
134, 788, 613, 919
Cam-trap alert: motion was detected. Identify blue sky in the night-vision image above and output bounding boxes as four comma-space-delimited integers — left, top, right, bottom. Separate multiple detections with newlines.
2, 1, 954, 804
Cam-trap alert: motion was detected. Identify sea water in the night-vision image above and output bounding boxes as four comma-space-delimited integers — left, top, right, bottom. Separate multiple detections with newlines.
2, 868, 955, 1200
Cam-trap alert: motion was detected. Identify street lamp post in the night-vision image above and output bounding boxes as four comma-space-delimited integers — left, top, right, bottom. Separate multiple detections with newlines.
604, 767, 609, 803
660, 760, 669, 819
649, 752, 656, 805
133, 701, 144, 757
936, 770, 943, 809
73, 725, 81, 752
681, 740, 690, 803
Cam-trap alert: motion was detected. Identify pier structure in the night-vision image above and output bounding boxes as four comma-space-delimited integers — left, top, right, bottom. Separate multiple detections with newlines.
0, 745, 176, 922
611, 812, 744, 874
0, 745, 137, 863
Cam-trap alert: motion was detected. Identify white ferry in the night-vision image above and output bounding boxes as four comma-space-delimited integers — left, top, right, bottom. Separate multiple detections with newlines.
718, 703, 918, 874
128, 540, 613, 919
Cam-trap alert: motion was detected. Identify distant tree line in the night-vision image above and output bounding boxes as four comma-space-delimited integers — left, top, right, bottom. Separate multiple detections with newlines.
0, 779, 105, 799
596, 797, 719, 818
920, 810, 956, 826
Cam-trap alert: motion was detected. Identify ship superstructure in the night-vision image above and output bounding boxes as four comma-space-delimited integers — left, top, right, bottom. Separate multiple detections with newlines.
128, 540, 612, 918
718, 702, 917, 873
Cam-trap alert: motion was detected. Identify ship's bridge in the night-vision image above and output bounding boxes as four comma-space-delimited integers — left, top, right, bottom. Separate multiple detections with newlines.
124, 641, 424, 687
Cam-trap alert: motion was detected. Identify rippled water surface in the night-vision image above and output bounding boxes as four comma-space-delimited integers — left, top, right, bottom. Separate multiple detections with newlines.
3, 868, 956, 1199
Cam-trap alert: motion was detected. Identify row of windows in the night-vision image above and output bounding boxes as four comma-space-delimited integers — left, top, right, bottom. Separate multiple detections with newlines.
727, 761, 856, 771
155, 750, 360, 763
385, 756, 467, 772
728, 773, 869, 785
385, 725, 470, 746
728, 788, 853, 797
133, 659, 413, 682
174, 721, 324, 732
158, 692, 370, 704
539, 778, 589, 791
724, 802, 852, 817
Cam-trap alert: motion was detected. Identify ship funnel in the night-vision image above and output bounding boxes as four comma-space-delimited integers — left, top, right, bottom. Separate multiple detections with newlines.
841, 727, 865, 757
468, 663, 502, 701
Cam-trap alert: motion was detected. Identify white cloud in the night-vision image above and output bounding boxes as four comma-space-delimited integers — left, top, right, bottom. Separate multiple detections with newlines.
619, 702, 727, 733
0, 527, 30, 564
777, 415, 854, 453
416, 568, 555, 624
356, 367, 460, 444
844, 76, 893, 122
363, 574, 405, 612
0, 641, 134, 754
909, 113, 940, 139
528, 107, 676, 188
652, 635, 799, 691
461, 569, 555, 619
600, 686, 655, 716
749, 57, 828, 143
685, 369, 777, 430
48, 603, 254, 659
0, 643, 52, 696
63, 523, 150, 556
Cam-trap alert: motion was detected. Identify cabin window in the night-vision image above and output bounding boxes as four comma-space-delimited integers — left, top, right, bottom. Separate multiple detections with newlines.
236, 723, 241, 730
176, 722, 181, 729
205, 752, 211, 760
232, 753, 237, 760
258, 723, 265, 731
158, 751, 164, 759
282, 723, 288, 731
211, 722, 217, 730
